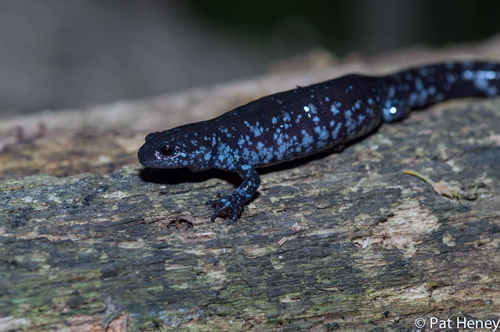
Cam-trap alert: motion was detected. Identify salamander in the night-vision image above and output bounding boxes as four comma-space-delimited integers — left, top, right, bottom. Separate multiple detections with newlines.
138, 61, 500, 221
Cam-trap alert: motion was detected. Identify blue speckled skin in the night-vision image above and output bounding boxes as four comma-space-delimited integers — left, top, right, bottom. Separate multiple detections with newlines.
138, 61, 500, 221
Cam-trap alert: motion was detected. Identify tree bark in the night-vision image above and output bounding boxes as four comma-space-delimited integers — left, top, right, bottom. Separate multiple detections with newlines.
1, 41, 500, 331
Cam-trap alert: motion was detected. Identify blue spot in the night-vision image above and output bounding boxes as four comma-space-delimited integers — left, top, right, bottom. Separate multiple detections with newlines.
314, 126, 329, 141
330, 104, 340, 115
332, 122, 342, 139
463, 70, 474, 80
415, 77, 424, 90
408, 92, 418, 106
418, 68, 428, 77
418, 90, 428, 105
308, 103, 317, 114
301, 130, 314, 147
388, 86, 395, 98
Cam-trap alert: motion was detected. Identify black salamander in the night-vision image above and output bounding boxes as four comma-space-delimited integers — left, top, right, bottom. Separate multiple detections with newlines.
138, 61, 500, 221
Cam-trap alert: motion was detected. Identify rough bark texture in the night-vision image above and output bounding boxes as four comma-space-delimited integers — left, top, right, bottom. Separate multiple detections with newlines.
1, 38, 500, 331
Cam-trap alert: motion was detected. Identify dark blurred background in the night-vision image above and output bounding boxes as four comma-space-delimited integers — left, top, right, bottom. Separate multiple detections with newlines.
1, 0, 500, 116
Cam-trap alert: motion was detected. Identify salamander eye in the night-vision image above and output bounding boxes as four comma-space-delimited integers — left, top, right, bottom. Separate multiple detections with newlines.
160, 146, 174, 157
154, 145, 180, 160
145, 132, 160, 142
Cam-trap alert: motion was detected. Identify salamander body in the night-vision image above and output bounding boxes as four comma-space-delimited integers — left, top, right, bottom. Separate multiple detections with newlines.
138, 61, 500, 221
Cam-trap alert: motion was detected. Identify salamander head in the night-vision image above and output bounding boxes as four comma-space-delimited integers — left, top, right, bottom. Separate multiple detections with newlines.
138, 129, 213, 170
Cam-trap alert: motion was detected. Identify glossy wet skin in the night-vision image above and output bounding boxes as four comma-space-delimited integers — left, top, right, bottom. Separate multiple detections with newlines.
139, 61, 500, 221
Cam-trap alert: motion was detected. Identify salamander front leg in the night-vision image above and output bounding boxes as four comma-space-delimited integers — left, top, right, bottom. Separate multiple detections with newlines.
206, 164, 261, 221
